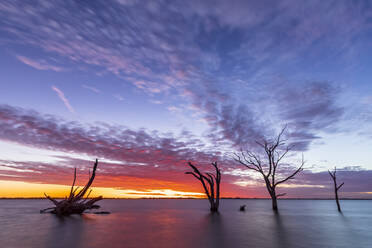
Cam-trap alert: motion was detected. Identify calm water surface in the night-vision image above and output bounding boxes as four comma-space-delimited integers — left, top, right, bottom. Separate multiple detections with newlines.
0, 199, 371, 248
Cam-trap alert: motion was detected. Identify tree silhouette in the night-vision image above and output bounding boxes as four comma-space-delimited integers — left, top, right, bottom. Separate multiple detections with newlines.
40, 159, 103, 216
328, 167, 344, 212
234, 127, 304, 211
186, 161, 221, 212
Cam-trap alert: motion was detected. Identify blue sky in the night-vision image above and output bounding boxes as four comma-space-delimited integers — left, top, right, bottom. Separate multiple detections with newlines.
1, 0, 372, 198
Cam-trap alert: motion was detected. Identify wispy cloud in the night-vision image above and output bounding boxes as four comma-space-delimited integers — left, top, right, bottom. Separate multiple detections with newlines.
51, 86, 75, 113
150, 100, 163, 105
82, 84, 100, 93
167, 106, 182, 113
113, 94, 124, 101
16, 55, 63, 72
134, 80, 170, 94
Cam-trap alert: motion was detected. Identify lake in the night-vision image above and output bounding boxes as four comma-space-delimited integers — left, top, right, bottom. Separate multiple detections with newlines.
0, 199, 371, 248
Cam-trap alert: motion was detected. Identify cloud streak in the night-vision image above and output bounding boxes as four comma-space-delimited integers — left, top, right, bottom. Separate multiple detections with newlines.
82, 84, 100, 93
51, 86, 75, 113
16, 55, 63, 72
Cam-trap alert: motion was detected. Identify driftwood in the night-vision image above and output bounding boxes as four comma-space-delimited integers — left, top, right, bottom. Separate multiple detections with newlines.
328, 167, 344, 212
40, 159, 103, 216
234, 126, 304, 211
186, 161, 221, 212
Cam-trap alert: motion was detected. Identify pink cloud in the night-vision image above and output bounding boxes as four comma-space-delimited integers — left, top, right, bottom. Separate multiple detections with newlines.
82, 84, 100, 93
51, 86, 75, 113
16, 55, 63, 72
134, 80, 170, 94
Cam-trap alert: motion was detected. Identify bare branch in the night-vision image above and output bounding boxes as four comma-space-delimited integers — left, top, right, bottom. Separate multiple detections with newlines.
328, 170, 335, 179
275, 145, 292, 166
277, 193, 287, 198
186, 162, 211, 201
72, 186, 80, 195
75, 159, 99, 200
274, 154, 304, 186
44, 193, 59, 206
337, 182, 344, 190
185, 171, 201, 180
274, 163, 304, 186
69, 168, 77, 199
233, 152, 261, 172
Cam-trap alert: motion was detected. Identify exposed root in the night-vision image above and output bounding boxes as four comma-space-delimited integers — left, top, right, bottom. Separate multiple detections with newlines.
40, 159, 103, 216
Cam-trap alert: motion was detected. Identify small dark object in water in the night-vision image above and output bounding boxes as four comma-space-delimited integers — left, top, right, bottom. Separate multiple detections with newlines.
240, 205, 246, 211
93, 211, 111, 214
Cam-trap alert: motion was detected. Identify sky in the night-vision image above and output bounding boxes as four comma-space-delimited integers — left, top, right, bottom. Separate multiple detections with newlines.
1, 0, 372, 198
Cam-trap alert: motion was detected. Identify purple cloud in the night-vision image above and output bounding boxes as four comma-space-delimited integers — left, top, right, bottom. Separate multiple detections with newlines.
183, 80, 343, 152
0, 104, 370, 198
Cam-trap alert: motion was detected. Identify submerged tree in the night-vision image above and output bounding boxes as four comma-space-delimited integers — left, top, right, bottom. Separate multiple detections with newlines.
234, 127, 304, 211
186, 161, 221, 212
40, 159, 103, 216
328, 167, 344, 212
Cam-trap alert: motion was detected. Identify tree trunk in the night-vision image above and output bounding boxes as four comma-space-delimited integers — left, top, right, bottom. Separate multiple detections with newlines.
271, 195, 278, 211
210, 205, 218, 212
266, 179, 278, 211
335, 190, 341, 212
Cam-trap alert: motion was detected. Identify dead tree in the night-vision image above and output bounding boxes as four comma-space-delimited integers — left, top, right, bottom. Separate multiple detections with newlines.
40, 159, 103, 216
186, 161, 221, 212
234, 127, 304, 211
328, 167, 344, 212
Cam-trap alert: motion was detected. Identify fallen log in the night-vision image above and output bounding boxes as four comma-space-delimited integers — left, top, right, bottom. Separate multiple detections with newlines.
40, 159, 103, 216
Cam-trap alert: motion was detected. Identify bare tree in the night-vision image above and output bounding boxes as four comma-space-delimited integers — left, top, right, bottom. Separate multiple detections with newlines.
234, 127, 304, 211
40, 159, 103, 216
186, 161, 221, 212
328, 167, 344, 212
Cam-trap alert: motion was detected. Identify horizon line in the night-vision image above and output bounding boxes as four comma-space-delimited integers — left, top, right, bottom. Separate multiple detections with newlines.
1, 197, 372, 200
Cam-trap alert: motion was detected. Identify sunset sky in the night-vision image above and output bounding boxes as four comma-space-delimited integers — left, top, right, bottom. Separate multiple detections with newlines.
1, 0, 372, 198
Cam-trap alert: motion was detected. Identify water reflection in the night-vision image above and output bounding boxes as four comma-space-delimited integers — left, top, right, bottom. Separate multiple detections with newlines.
0, 199, 371, 248
44, 215, 93, 248
200, 213, 227, 247
272, 212, 290, 248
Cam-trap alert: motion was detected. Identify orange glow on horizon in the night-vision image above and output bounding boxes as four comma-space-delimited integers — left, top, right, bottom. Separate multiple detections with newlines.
0, 180, 205, 198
